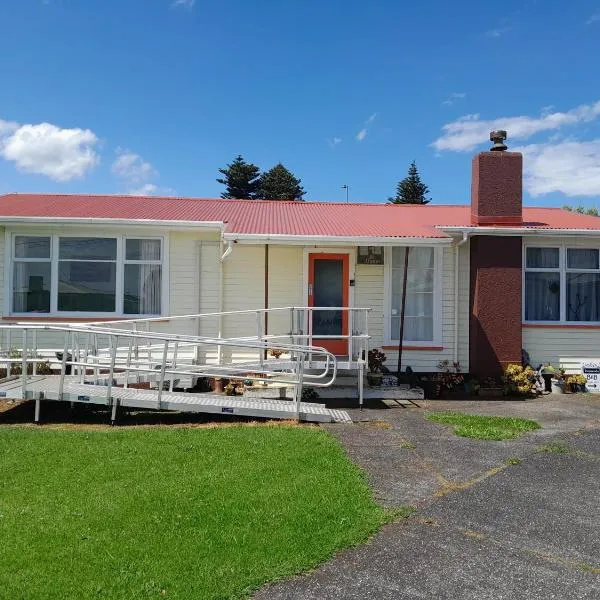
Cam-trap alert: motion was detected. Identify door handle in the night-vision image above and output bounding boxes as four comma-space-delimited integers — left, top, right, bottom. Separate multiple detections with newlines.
308, 283, 313, 296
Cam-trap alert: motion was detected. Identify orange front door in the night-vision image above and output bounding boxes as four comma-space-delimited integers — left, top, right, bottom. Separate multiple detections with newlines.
308, 253, 349, 355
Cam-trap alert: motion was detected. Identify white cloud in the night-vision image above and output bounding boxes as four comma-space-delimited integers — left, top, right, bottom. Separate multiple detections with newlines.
515, 140, 600, 197
127, 184, 176, 196
0, 119, 18, 136
0, 121, 100, 181
586, 12, 600, 25
327, 137, 342, 148
171, 0, 195, 8
111, 148, 157, 184
432, 100, 600, 152
442, 92, 467, 106
355, 113, 378, 142
484, 26, 511, 38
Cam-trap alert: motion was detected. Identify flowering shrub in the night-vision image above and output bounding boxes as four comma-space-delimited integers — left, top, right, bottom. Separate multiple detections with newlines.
503, 364, 537, 396
368, 349, 387, 374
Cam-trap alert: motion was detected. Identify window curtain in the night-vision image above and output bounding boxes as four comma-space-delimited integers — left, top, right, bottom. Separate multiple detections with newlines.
391, 247, 434, 341
524, 272, 560, 321
13, 262, 28, 313
567, 273, 600, 321
138, 240, 161, 314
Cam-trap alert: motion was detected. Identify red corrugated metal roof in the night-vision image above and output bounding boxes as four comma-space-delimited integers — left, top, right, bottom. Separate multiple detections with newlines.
0, 193, 599, 238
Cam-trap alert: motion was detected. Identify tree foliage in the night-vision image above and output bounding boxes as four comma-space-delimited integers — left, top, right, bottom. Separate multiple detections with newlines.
562, 205, 599, 216
388, 161, 430, 204
216, 155, 261, 199
257, 163, 305, 201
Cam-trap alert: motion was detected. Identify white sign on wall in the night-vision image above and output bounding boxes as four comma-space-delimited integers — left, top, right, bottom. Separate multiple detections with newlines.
581, 361, 600, 393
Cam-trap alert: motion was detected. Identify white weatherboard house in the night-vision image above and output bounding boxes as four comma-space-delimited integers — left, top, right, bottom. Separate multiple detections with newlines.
1, 138, 600, 388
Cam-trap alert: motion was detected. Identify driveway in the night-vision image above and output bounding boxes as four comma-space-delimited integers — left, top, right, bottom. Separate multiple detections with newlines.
255, 396, 600, 599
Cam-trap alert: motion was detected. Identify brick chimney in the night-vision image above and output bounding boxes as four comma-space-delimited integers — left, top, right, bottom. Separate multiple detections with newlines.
471, 130, 523, 226
469, 130, 523, 378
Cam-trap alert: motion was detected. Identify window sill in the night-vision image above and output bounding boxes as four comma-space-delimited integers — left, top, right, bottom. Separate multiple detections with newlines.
3, 315, 160, 322
382, 345, 444, 351
523, 323, 600, 329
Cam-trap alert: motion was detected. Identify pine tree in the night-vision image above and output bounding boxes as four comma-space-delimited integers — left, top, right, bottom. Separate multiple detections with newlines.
563, 205, 599, 216
216, 155, 261, 199
257, 163, 305, 201
388, 161, 430, 204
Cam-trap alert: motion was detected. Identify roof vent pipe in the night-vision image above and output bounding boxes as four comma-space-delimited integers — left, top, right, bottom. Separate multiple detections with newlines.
490, 130, 508, 152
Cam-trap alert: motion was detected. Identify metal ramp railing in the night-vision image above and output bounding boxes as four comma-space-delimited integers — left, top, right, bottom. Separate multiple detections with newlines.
89, 306, 371, 406
0, 323, 351, 424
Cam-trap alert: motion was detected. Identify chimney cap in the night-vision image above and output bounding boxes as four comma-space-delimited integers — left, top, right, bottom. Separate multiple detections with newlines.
490, 130, 508, 152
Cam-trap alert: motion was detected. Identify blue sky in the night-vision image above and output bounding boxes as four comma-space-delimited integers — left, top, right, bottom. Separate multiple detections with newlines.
1, 0, 599, 206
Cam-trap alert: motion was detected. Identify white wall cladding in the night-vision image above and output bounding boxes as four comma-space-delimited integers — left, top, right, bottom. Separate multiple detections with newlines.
0, 229, 472, 372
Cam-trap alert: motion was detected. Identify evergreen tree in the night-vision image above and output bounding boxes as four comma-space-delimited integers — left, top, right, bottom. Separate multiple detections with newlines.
257, 163, 305, 200
563, 205, 599, 216
216, 155, 261, 199
388, 161, 430, 204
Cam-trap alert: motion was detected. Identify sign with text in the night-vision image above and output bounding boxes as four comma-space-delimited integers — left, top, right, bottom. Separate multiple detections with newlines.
581, 361, 600, 393
357, 246, 384, 265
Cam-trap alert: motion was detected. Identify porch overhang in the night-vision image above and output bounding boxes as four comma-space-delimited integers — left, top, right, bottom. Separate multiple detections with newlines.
438, 225, 600, 238
222, 233, 453, 246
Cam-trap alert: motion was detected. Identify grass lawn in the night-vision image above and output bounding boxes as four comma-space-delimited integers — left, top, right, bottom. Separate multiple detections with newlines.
0, 424, 387, 599
425, 412, 540, 440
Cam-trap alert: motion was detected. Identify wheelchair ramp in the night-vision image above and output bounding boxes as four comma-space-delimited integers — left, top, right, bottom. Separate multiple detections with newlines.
0, 375, 351, 424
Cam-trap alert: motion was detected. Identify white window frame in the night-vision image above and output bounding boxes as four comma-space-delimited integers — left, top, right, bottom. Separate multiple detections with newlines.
7, 232, 168, 318
383, 246, 443, 346
523, 242, 600, 325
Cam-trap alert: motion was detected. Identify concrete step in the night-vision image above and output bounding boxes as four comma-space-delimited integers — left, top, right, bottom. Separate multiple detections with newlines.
317, 385, 424, 401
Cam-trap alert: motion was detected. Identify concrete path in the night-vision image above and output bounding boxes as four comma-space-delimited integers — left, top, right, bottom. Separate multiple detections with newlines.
255, 396, 600, 599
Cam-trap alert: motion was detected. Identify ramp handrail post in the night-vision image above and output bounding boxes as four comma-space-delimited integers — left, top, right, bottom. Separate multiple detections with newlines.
7, 328, 12, 376
289, 307, 294, 345
146, 322, 152, 369
32, 329, 38, 376
81, 332, 91, 384
294, 349, 305, 421
307, 308, 313, 363
106, 335, 117, 406
58, 331, 69, 399
93, 333, 99, 385
21, 328, 28, 399
256, 311, 263, 369
124, 336, 133, 389
157, 339, 169, 408
169, 341, 179, 392
133, 323, 139, 362
348, 309, 354, 361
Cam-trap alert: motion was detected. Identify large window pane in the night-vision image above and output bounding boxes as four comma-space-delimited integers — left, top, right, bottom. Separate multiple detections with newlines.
567, 249, 599, 270
124, 264, 162, 315
391, 247, 435, 341
391, 316, 433, 342
525, 272, 560, 321
392, 247, 434, 269
526, 247, 559, 269
13, 263, 51, 313
404, 293, 433, 317
14, 236, 50, 259
126, 239, 161, 261
567, 273, 600, 321
58, 262, 116, 312
59, 238, 117, 260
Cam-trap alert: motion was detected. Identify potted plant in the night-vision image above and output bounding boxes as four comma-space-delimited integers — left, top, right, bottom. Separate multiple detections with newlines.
565, 374, 586, 393
540, 364, 555, 393
479, 376, 504, 397
367, 349, 386, 386
437, 360, 465, 398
